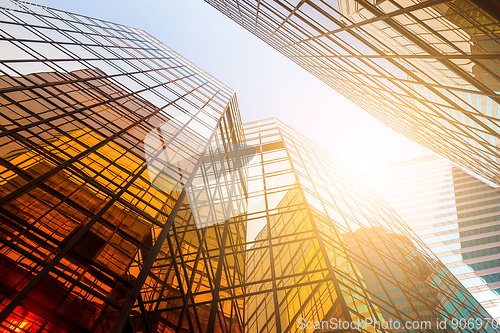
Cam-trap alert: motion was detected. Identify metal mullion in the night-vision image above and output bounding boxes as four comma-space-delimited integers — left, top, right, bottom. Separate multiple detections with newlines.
336, 242, 432, 324
206, 124, 247, 323
220, 277, 337, 303
0, 55, 171, 63
273, 0, 335, 42
0, 209, 136, 292
170, 223, 204, 333
89, 303, 112, 333
45, 11, 141, 46
331, 229, 431, 286
280, 282, 325, 333
138, 260, 177, 309
0, 119, 151, 225
0, 158, 150, 323
149, 275, 332, 313
257, 127, 283, 333
0, 205, 60, 248
107, 186, 187, 333
0, 134, 148, 248
226, 225, 246, 307
134, 215, 192, 304
350, 0, 500, 108
2, 14, 164, 67
284, 22, 372, 69
118, 204, 191, 328
0, 185, 78, 246
290, 57, 395, 81
0, 36, 161, 54
11, 108, 148, 188
60, 30, 165, 94
371, 107, 489, 152
145, 264, 338, 300
224, 266, 330, 293
0, 234, 122, 310
1, 84, 217, 322
226, 234, 317, 257
255, 0, 262, 29
2, 44, 193, 117
401, 0, 500, 86
136, 294, 152, 333
5, 9, 133, 44
282, 136, 356, 333
297, 52, 403, 100
0, 70, 197, 140
0, 80, 210, 208
267, 0, 307, 40
190, 150, 238, 332
396, 76, 499, 99
21, 175, 152, 278
154, 219, 203, 332
218, 226, 243, 333
163, 235, 196, 333
257, 0, 309, 42
206, 219, 231, 332
149, 215, 199, 324
274, 0, 500, 162
296, 0, 450, 41
152, 233, 317, 270
333, 58, 500, 161
109, 100, 232, 332
0, 151, 171, 239
300, 44, 404, 99
7, 21, 120, 76
247, 205, 305, 218
0, 227, 54, 264
271, 237, 331, 296
81, 54, 206, 115
0, 64, 182, 94
225, 0, 244, 26
333, 237, 424, 323
295, 53, 500, 60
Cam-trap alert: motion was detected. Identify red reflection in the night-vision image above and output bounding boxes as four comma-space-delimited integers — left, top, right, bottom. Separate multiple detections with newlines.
0, 301, 44, 333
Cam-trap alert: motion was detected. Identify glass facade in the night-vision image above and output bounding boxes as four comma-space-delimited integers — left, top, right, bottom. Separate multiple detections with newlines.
0, 3, 498, 333
242, 118, 494, 332
0, 4, 247, 333
365, 156, 500, 319
204, 0, 500, 186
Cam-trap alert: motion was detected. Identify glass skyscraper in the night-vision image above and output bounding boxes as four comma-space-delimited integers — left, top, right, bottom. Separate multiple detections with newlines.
204, 0, 500, 186
0, 3, 497, 333
0, 4, 246, 332
365, 156, 500, 319
241, 118, 494, 333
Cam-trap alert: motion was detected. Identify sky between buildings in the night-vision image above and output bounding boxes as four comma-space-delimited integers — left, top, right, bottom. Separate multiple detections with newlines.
37, 0, 434, 170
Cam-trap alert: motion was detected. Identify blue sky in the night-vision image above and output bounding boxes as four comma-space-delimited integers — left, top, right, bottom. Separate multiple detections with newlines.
45, 0, 433, 169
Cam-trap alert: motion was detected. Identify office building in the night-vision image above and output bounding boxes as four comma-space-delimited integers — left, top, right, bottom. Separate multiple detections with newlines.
0, 4, 246, 332
242, 118, 494, 332
0, 4, 496, 333
365, 156, 500, 319
205, 0, 500, 186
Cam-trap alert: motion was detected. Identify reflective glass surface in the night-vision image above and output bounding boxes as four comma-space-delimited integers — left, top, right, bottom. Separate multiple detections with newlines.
206, 0, 500, 186
365, 156, 500, 319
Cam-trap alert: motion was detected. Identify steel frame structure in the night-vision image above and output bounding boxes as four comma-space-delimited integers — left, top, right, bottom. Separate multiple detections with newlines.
241, 118, 495, 333
0, 4, 246, 333
205, 0, 500, 186
0, 3, 498, 333
366, 155, 500, 319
